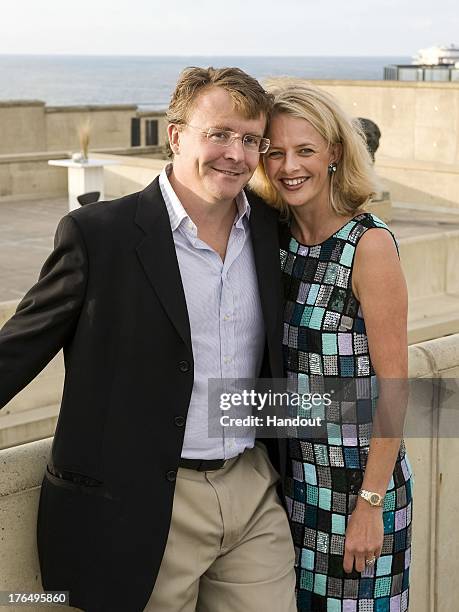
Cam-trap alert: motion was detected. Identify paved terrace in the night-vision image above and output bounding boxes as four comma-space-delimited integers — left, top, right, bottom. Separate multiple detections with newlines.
1, 195, 459, 302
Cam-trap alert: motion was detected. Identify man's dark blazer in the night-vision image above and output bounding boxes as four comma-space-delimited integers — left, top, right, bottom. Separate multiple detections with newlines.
0, 177, 286, 612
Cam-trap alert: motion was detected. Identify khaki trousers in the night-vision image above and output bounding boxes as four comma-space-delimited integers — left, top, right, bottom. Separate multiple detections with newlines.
144, 443, 296, 612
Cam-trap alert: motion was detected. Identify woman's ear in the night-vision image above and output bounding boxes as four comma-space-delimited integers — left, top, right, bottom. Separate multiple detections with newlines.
331, 142, 343, 165
167, 124, 181, 155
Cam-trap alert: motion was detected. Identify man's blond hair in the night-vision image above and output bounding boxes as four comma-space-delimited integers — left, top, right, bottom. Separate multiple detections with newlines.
167, 66, 274, 127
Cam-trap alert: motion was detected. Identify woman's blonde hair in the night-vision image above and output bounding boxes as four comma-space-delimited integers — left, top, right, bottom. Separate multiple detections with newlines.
250, 79, 379, 218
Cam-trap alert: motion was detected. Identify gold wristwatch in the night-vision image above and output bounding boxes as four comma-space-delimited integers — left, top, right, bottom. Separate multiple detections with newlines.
358, 489, 384, 507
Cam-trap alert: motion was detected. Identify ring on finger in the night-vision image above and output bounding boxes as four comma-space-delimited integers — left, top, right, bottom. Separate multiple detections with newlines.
365, 556, 376, 566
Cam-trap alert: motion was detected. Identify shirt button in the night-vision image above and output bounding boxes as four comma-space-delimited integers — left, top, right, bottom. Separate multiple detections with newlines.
166, 470, 177, 482
174, 416, 186, 427
179, 360, 190, 373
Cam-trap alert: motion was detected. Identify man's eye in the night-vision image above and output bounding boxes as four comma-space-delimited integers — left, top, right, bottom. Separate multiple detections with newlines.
244, 135, 260, 146
209, 131, 230, 142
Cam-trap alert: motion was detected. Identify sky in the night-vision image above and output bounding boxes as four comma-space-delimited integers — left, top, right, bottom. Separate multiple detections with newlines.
1, 0, 458, 56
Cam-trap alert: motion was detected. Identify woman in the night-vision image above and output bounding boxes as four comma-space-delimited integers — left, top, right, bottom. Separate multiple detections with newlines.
251, 82, 413, 611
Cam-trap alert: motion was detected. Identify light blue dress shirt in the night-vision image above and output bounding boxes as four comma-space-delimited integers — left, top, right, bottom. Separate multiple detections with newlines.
159, 165, 265, 459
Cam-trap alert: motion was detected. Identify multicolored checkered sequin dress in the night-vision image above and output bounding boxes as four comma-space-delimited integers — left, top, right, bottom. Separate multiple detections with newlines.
280, 213, 413, 612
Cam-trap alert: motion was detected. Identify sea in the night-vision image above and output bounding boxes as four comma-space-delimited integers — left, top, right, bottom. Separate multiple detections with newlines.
0, 55, 410, 110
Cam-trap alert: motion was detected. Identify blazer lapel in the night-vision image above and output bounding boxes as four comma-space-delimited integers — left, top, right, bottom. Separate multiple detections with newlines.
247, 192, 284, 377
135, 177, 192, 352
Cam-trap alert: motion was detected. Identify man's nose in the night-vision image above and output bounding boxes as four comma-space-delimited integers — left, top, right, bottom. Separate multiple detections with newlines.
223, 137, 245, 161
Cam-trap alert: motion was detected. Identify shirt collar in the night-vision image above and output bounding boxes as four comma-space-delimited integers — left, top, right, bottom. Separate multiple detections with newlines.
159, 163, 251, 233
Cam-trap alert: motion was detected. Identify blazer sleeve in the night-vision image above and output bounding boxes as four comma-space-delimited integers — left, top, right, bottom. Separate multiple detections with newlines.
0, 214, 88, 409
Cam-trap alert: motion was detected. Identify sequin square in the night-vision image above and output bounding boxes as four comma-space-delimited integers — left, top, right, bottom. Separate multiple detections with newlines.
291, 500, 305, 522
297, 281, 310, 304
319, 487, 332, 510
384, 491, 396, 512
359, 578, 374, 598
292, 460, 304, 481
314, 444, 330, 465
316, 284, 334, 307
332, 513, 346, 535
390, 574, 402, 596
340, 356, 355, 377
314, 261, 328, 283
309, 352, 323, 374
354, 333, 368, 354
303, 527, 316, 548
316, 550, 328, 573
301, 548, 315, 570
328, 578, 343, 597
306, 283, 321, 305
330, 534, 345, 554
329, 446, 345, 467
324, 262, 339, 284
375, 598, 390, 611
327, 423, 342, 446
337, 266, 351, 288
317, 531, 329, 553
300, 569, 314, 590
313, 572, 327, 595
300, 440, 315, 461
383, 511, 395, 533
327, 597, 342, 611
306, 484, 318, 505
358, 599, 374, 611
324, 311, 341, 331
342, 424, 358, 446
396, 485, 407, 510
357, 355, 370, 376
336, 223, 355, 240
344, 579, 359, 598
300, 306, 314, 326
344, 447, 360, 468
317, 466, 332, 488
395, 508, 407, 531
375, 577, 391, 598
340, 243, 355, 267
304, 463, 317, 485
332, 491, 347, 513
323, 333, 338, 355
382, 534, 394, 555
376, 555, 393, 576
338, 333, 353, 355
324, 355, 339, 375
288, 326, 298, 349
309, 307, 326, 330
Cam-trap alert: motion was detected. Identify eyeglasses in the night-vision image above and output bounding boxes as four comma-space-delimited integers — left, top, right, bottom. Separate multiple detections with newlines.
183, 124, 270, 154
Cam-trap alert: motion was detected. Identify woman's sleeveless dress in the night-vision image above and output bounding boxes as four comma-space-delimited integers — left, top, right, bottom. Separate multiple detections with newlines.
280, 213, 413, 612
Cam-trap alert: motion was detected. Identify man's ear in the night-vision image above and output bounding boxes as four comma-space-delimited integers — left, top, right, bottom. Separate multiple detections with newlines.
168, 124, 181, 155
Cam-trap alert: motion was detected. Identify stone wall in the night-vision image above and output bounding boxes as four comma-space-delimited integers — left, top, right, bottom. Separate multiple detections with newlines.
1, 333, 458, 610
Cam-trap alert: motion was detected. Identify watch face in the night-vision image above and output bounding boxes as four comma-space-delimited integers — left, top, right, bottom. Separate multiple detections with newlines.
370, 494, 380, 505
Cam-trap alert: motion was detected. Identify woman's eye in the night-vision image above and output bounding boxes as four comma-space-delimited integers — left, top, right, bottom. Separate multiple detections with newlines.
267, 151, 282, 159
300, 148, 313, 155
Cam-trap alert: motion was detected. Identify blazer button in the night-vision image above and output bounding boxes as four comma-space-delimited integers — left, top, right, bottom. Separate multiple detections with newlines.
166, 470, 177, 482
174, 416, 185, 427
179, 360, 190, 373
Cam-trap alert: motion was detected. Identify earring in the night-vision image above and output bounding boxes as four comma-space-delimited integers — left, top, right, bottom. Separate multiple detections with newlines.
328, 162, 337, 175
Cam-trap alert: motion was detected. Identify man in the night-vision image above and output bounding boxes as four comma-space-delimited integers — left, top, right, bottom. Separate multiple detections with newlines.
0, 67, 296, 612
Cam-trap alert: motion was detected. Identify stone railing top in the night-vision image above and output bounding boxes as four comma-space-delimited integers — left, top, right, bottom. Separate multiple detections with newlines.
45, 104, 138, 113
0, 100, 46, 108
0, 437, 51, 497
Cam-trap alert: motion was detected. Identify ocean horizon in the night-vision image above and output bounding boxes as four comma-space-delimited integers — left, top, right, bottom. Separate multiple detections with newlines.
0, 54, 410, 110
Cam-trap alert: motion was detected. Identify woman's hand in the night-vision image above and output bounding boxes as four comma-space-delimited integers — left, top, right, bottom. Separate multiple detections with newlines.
343, 499, 384, 574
